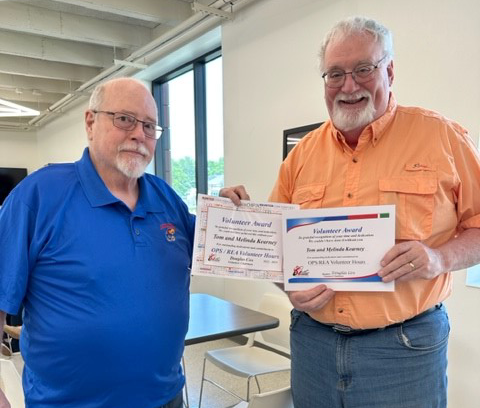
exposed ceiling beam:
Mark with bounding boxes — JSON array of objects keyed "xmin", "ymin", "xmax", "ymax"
[
  {"xmin": 0, "ymin": 55, "xmax": 101, "ymax": 82},
  {"xmin": 0, "ymin": 89, "xmax": 67, "ymax": 105},
  {"xmin": 0, "ymin": 119, "xmax": 35, "ymax": 132},
  {"xmin": 0, "ymin": 73, "xmax": 83, "ymax": 95},
  {"xmin": 0, "ymin": 2, "xmax": 152, "ymax": 49},
  {"xmin": 0, "ymin": 0, "xmax": 259, "ymax": 132},
  {"xmin": 0, "ymin": 31, "xmax": 117, "ymax": 68},
  {"xmin": 16, "ymin": 0, "xmax": 194, "ymax": 27}
]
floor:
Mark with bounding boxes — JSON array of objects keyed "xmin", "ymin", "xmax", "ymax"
[{"xmin": 2, "ymin": 338, "xmax": 291, "ymax": 408}]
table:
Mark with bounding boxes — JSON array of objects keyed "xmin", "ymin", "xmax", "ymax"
[{"xmin": 186, "ymin": 293, "xmax": 280, "ymax": 345}]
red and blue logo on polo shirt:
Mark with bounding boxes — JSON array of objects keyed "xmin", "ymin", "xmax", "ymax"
[{"xmin": 160, "ymin": 223, "xmax": 176, "ymax": 242}]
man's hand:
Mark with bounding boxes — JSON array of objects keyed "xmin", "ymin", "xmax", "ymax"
[
  {"xmin": 219, "ymin": 185, "xmax": 250, "ymax": 206},
  {"xmin": 0, "ymin": 389, "xmax": 11, "ymax": 408},
  {"xmin": 287, "ymin": 284, "xmax": 335, "ymax": 313},
  {"xmin": 378, "ymin": 241, "xmax": 444, "ymax": 283}
]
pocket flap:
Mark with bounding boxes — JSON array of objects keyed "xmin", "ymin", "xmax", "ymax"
[
  {"xmin": 379, "ymin": 177, "xmax": 437, "ymax": 195},
  {"xmin": 292, "ymin": 184, "xmax": 326, "ymax": 204}
]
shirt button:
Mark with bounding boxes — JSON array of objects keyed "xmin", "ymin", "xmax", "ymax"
[
  {"xmin": 347, "ymin": 193, "xmax": 353, "ymax": 199},
  {"xmin": 135, "ymin": 229, "xmax": 140, "ymax": 235},
  {"xmin": 338, "ymin": 308, "xmax": 344, "ymax": 313}
]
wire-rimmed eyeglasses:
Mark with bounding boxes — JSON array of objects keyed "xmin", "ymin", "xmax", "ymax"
[
  {"xmin": 93, "ymin": 110, "xmax": 163, "ymax": 140},
  {"xmin": 322, "ymin": 55, "xmax": 388, "ymax": 88}
]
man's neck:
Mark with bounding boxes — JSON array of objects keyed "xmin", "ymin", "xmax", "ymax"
[
  {"xmin": 93, "ymin": 160, "xmax": 140, "ymax": 211},
  {"xmin": 107, "ymin": 177, "xmax": 140, "ymax": 211},
  {"xmin": 341, "ymin": 127, "xmax": 363, "ymax": 150}
]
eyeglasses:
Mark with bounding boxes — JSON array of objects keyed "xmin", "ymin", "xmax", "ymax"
[
  {"xmin": 322, "ymin": 55, "xmax": 388, "ymax": 88},
  {"xmin": 93, "ymin": 111, "xmax": 163, "ymax": 140}
]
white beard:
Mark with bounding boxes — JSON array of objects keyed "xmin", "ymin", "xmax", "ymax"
[
  {"xmin": 116, "ymin": 143, "xmax": 150, "ymax": 179},
  {"xmin": 331, "ymin": 91, "xmax": 376, "ymax": 132}
]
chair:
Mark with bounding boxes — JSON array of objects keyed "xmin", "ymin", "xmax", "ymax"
[
  {"xmin": 198, "ymin": 294, "xmax": 291, "ymax": 407},
  {"xmin": 0, "ymin": 359, "xmax": 25, "ymax": 408},
  {"xmin": 2, "ymin": 325, "xmax": 21, "ymax": 357},
  {"xmin": 232, "ymin": 386, "xmax": 293, "ymax": 408}
]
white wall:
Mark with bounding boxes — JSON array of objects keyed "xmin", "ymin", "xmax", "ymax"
[
  {"xmin": 36, "ymin": 101, "xmax": 89, "ymax": 166},
  {"xmin": 0, "ymin": 131, "xmax": 39, "ymax": 174},
  {"xmin": 215, "ymin": 0, "xmax": 480, "ymax": 406}
]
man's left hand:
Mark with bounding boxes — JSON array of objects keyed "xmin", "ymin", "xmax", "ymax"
[{"xmin": 378, "ymin": 241, "xmax": 444, "ymax": 282}]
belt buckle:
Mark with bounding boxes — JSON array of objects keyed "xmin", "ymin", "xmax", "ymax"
[{"xmin": 332, "ymin": 324, "xmax": 354, "ymax": 334}]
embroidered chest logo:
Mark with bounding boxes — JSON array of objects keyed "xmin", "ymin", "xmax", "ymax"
[{"xmin": 160, "ymin": 223, "xmax": 177, "ymax": 242}]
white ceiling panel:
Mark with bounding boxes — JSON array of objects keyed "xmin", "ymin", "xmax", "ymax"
[{"xmin": 0, "ymin": 0, "xmax": 261, "ymax": 130}]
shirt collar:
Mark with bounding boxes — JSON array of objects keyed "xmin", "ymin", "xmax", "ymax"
[
  {"xmin": 75, "ymin": 147, "xmax": 163, "ymax": 214},
  {"xmin": 136, "ymin": 175, "xmax": 165, "ymax": 214},
  {"xmin": 330, "ymin": 93, "xmax": 398, "ymax": 149}
]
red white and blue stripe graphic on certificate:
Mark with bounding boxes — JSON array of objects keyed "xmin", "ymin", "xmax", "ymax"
[{"xmin": 286, "ymin": 212, "xmax": 390, "ymax": 232}]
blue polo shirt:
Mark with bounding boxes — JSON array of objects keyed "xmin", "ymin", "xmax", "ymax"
[{"xmin": 0, "ymin": 148, "xmax": 195, "ymax": 408}]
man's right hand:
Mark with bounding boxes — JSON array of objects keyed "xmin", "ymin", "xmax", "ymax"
[
  {"xmin": 219, "ymin": 185, "xmax": 250, "ymax": 206},
  {"xmin": 287, "ymin": 284, "xmax": 335, "ymax": 313},
  {"xmin": 0, "ymin": 389, "xmax": 11, "ymax": 408}
]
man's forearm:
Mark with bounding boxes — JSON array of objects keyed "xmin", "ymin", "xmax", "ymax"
[{"xmin": 437, "ymin": 228, "xmax": 480, "ymax": 272}]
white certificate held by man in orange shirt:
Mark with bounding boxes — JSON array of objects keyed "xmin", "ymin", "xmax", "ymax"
[{"xmin": 283, "ymin": 205, "xmax": 395, "ymax": 291}]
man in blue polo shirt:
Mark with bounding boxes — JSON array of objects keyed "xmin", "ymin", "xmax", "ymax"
[{"xmin": 0, "ymin": 78, "xmax": 195, "ymax": 408}]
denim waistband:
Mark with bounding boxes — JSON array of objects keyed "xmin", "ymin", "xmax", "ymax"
[{"xmin": 319, "ymin": 304, "xmax": 442, "ymax": 336}]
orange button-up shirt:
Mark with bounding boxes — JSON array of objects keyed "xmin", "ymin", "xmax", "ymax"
[{"xmin": 270, "ymin": 94, "xmax": 480, "ymax": 329}]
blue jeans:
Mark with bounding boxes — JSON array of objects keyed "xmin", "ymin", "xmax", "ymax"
[{"xmin": 290, "ymin": 305, "xmax": 449, "ymax": 408}]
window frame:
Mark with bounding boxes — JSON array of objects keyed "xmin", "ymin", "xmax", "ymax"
[{"xmin": 152, "ymin": 48, "xmax": 222, "ymax": 196}]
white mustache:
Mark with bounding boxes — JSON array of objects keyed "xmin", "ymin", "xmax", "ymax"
[
  {"xmin": 118, "ymin": 144, "xmax": 149, "ymax": 157},
  {"xmin": 335, "ymin": 91, "xmax": 370, "ymax": 104}
]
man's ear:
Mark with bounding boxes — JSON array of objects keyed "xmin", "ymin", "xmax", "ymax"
[
  {"xmin": 85, "ymin": 110, "xmax": 95, "ymax": 141},
  {"xmin": 387, "ymin": 60, "xmax": 394, "ymax": 87}
]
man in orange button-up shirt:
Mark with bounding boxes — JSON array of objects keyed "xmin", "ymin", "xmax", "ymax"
[{"xmin": 221, "ymin": 16, "xmax": 480, "ymax": 408}]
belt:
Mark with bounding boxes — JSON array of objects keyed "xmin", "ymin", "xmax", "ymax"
[{"xmin": 323, "ymin": 304, "xmax": 441, "ymax": 336}]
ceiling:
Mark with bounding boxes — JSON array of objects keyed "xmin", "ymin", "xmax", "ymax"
[{"xmin": 0, "ymin": 0, "xmax": 247, "ymax": 132}]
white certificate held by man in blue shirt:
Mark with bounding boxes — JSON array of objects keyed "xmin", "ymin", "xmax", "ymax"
[
  {"xmin": 283, "ymin": 205, "xmax": 395, "ymax": 291},
  {"xmin": 192, "ymin": 194, "xmax": 298, "ymax": 282}
]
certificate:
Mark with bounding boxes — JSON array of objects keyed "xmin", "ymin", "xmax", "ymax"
[
  {"xmin": 283, "ymin": 205, "xmax": 395, "ymax": 291},
  {"xmin": 192, "ymin": 194, "xmax": 299, "ymax": 282}
]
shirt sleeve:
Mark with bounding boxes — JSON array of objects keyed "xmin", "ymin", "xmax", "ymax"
[
  {"xmin": 448, "ymin": 126, "xmax": 480, "ymax": 230},
  {"xmin": 0, "ymin": 194, "xmax": 33, "ymax": 314}
]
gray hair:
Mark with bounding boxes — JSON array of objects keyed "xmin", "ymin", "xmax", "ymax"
[
  {"xmin": 318, "ymin": 16, "xmax": 394, "ymax": 72},
  {"xmin": 88, "ymin": 81, "xmax": 107, "ymax": 111},
  {"xmin": 88, "ymin": 77, "xmax": 151, "ymax": 111}
]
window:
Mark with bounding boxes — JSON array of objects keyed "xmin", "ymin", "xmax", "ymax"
[{"xmin": 153, "ymin": 50, "xmax": 223, "ymax": 213}]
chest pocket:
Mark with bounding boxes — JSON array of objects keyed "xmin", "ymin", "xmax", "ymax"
[
  {"xmin": 379, "ymin": 176, "xmax": 437, "ymax": 240},
  {"xmin": 292, "ymin": 184, "xmax": 326, "ymax": 209}
]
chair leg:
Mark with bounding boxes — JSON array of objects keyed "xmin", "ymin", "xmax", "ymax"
[
  {"xmin": 254, "ymin": 375, "xmax": 261, "ymax": 394},
  {"xmin": 181, "ymin": 356, "xmax": 189, "ymax": 408},
  {"xmin": 1, "ymin": 334, "xmax": 13, "ymax": 357},
  {"xmin": 198, "ymin": 357, "xmax": 208, "ymax": 408},
  {"xmin": 246, "ymin": 375, "xmax": 262, "ymax": 401}
]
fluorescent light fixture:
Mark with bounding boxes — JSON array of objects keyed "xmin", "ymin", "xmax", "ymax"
[{"xmin": 0, "ymin": 98, "xmax": 40, "ymax": 117}]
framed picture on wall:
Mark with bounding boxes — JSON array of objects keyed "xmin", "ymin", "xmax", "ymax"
[{"xmin": 283, "ymin": 122, "xmax": 323, "ymax": 160}]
